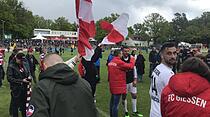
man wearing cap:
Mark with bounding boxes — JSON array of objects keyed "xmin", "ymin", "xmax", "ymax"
[
  {"xmin": 7, "ymin": 52, "xmax": 31, "ymax": 117},
  {"xmin": 26, "ymin": 48, "xmax": 39, "ymax": 83}
]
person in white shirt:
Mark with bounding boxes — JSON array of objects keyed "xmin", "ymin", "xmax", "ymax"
[{"xmin": 149, "ymin": 42, "xmax": 177, "ymax": 117}]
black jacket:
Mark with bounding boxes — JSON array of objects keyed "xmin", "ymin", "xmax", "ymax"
[
  {"xmin": 205, "ymin": 53, "xmax": 210, "ymax": 68},
  {"xmin": 25, "ymin": 54, "xmax": 39, "ymax": 73},
  {"xmin": 81, "ymin": 46, "xmax": 102, "ymax": 85},
  {"xmin": 7, "ymin": 60, "xmax": 30, "ymax": 96},
  {"xmin": 28, "ymin": 63, "xmax": 98, "ymax": 117},
  {"xmin": 149, "ymin": 50, "xmax": 158, "ymax": 63},
  {"xmin": 136, "ymin": 54, "xmax": 146, "ymax": 75}
]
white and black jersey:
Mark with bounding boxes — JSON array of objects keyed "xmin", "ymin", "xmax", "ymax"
[{"xmin": 149, "ymin": 63, "xmax": 174, "ymax": 117}]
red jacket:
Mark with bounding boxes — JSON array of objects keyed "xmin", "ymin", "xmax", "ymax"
[
  {"xmin": 161, "ymin": 72, "xmax": 210, "ymax": 117},
  {"xmin": 108, "ymin": 56, "xmax": 135, "ymax": 94}
]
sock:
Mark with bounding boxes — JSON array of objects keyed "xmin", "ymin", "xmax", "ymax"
[
  {"xmin": 132, "ymin": 98, "xmax": 137, "ymax": 112},
  {"xmin": 123, "ymin": 99, "xmax": 128, "ymax": 113}
]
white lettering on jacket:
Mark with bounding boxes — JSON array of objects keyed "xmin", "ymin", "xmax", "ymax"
[
  {"xmin": 108, "ymin": 62, "xmax": 117, "ymax": 66},
  {"xmin": 167, "ymin": 94, "xmax": 207, "ymax": 108}
]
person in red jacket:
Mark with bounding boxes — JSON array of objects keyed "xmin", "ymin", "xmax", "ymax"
[
  {"xmin": 108, "ymin": 49, "xmax": 135, "ymax": 117},
  {"xmin": 161, "ymin": 57, "xmax": 210, "ymax": 117}
]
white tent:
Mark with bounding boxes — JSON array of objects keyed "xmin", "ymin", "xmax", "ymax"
[{"xmin": 31, "ymin": 33, "xmax": 47, "ymax": 40}]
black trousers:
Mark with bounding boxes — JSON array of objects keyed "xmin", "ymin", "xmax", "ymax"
[
  {"xmin": 11, "ymin": 89, "xmax": 27, "ymax": 117},
  {"xmin": 95, "ymin": 66, "xmax": 100, "ymax": 82}
]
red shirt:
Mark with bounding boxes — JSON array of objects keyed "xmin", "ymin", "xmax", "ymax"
[{"xmin": 161, "ymin": 72, "xmax": 210, "ymax": 117}]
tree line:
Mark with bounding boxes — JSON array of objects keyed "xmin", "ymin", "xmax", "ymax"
[{"xmin": 1, "ymin": 0, "xmax": 210, "ymax": 45}]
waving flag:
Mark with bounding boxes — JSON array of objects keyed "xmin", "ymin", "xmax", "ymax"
[
  {"xmin": 76, "ymin": 0, "xmax": 95, "ymax": 61},
  {"xmin": 100, "ymin": 13, "xmax": 129, "ymax": 45}
]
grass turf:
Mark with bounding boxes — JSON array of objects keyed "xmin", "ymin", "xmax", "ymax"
[{"xmin": 0, "ymin": 49, "xmax": 151, "ymax": 117}]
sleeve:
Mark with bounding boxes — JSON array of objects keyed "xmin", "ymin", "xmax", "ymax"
[
  {"xmin": 64, "ymin": 56, "xmax": 77, "ymax": 69},
  {"xmin": 118, "ymin": 57, "xmax": 135, "ymax": 70},
  {"xmin": 161, "ymin": 71, "xmax": 174, "ymax": 86},
  {"xmin": 91, "ymin": 46, "xmax": 102, "ymax": 62},
  {"xmin": 7, "ymin": 66, "xmax": 23, "ymax": 84},
  {"xmin": 29, "ymin": 85, "xmax": 50, "ymax": 117}
]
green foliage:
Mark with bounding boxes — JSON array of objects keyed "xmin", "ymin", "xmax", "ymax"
[
  {"xmin": 143, "ymin": 13, "xmax": 168, "ymax": 44},
  {"xmin": 128, "ymin": 26, "xmax": 134, "ymax": 37},
  {"xmin": 0, "ymin": 0, "xmax": 34, "ymax": 39}
]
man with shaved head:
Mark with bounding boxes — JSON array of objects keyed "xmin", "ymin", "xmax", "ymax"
[{"xmin": 27, "ymin": 53, "xmax": 98, "ymax": 117}]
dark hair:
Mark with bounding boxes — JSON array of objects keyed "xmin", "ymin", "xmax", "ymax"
[
  {"xmin": 181, "ymin": 57, "xmax": 210, "ymax": 82},
  {"xmin": 113, "ymin": 49, "xmax": 121, "ymax": 57},
  {"xmin": 122, "ymin": 45, "xmax": 129, "ymax": 50},
  {"xmin": 160, "ymin": 42, "xmax": 176, "ymax": 53}
]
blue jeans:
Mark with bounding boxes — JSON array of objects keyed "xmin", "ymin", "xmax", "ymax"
[{"xmin": 110, "ymin": 94, "xmax": 121, "ymax": 117}]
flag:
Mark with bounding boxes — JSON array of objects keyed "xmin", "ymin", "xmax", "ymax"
[
  {"xmin": 100, "ymin": 13, "xmax": 129, "ymax": 45},
  {"xmin": 76, "ymin": 0, "xmax": 95, "ymax": 61}
]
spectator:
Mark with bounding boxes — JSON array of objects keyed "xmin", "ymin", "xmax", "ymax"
[
  {"xmin": 121, "ymin": 46, "xmax": 143, "ymax": 117},
  {"xmin": 149, "ymin": 47, "xmax": 159, "ymax": 77},
  {"xmin": 27, "ymin": 54, "xmax": 98, "ymax": 117},
  {"xmin": 81, "ymin": 45, "xmax": 103, "ymax": 99},
  {"xmin": 135, "ymin": 49, "xmax": 146, "ymax": 82},
  {"xmin": 0, "ymin": 49, "xmax": 5, "ymax": 87},
  {"xmin": 149, "ymin": 42, "xmax": 177, "ymax": 117},
  {"xmin": 7, "ymin": 52, "xmax": 31, "ymax": 117},
  {"xmin": 108, "ymin": 49, "xmax": 135, "ymax": 117},
  {"xmin": 25, "ymin": 48, "xmax": 39, "ymax": 83},
  {"xmin": 161, "ymin": 57, "xmax": 210, "ymax": 117}
]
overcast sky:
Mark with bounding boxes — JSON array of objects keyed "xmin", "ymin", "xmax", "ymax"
[{"xmin": 19, "ymin": 0, "xmax": 210, "ymax": 26}]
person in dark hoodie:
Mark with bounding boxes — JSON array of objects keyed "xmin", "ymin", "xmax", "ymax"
[
  {"xmin": 161, "ymin": 57, "xmax": 210, "ymax": 117},
  {"xmin": 27, "ymin": 53, "xmax": 98, "ymax": 117}
]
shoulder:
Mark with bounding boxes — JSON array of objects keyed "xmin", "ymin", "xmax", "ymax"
[
  {"xmin": 162, "ymin": 85, "xmax": 172, "ymax": 96},
  {"xmin": 36, "ymin": 79, "xmax": 54, "ymax": 92}
]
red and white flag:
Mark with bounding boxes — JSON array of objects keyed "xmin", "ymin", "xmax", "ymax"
[
  {"xmin": 100, "ymin": 13, "xmax": 129, "ymax": 45},
  {"xmin": 76, "ymin": 0, "xmax": 95, "ymax": 61}
]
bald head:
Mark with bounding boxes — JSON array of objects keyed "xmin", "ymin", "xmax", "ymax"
[{"xmin": 43, "ymin": 54, "xmax": 64, "ymax": 69}]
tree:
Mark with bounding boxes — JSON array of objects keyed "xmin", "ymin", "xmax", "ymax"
[
  {"xmin": 143, "ymin": 13, "xmax": 168, "ymax": 44},
  {"xmin": 171, "ymin": 13, "xmax": 189, "ymax": 43},
  {"xmin": 128, "ymin": 26, "xmax": 134, "ymax": 37},
  {"xmin": 51, "ymin": 17, "xmax": 72, "ymax": 31},
  {"xmin": 0, "ymin": 0, "xmax": 34, "ymax": 39}
]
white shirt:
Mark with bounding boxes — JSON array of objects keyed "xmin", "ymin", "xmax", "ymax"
[{"xmin": 149, "ymin": 63, "xmax": 174, "ymax": 117}]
